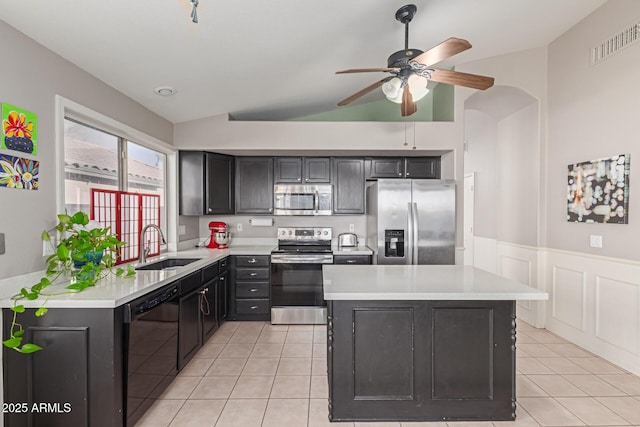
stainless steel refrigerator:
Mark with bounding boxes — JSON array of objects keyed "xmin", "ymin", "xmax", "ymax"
[{"xmin": 366, "ymin": 179, "xmax": 456, "ymax": 265}]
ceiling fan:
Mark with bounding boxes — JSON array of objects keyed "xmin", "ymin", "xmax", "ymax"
[{"xmin": 336, "ymin": 4, "xmax": 495, "ymax": 117}]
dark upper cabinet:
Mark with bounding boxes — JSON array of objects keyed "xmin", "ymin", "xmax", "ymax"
[
  {"xmin": 275, "ymin": 157, "xmax": 330, "ymax": 183},
  {"xmin": 365, "ymin": 157, "xmax": 441, "ymax": 180},
  {"xmin": 367, "ymin": 158, "xmax": 405, "ymax": 179},
  {"xmin": 235, "ymin": 157, "xmax": 274, "ymax": 214},
  {"xmin": 179, "ymin": 151, "xmax": 234, "ymax": 215},
  {"xmin": 405, "ymin": 157, "xmax": 440, "ymax": 179},
  {"xmin": 332, "ymin": 158, "xmax": 365, "ymax": 214},
  {"xmin": 274, "ymin": 157, "xmax": 302, "ymax": 183},
  {"xmin": 304, "ymin": 158, "xmax": 331, "ymax": 183}
]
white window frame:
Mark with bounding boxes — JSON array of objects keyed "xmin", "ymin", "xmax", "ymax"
[{"xmin": 54, "ymin": 95, "xmax": 178, "ymax": 252}]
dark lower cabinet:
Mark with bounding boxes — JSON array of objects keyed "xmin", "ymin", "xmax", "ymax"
[
  {"xmin": 178, "ymin": 288, "xmax": 201, "ymax": 370},
  {"xmin": 333, "ymin": 255, "xmax": 372, "ymax": 264},
  {"xmin": 201, "ymin": 277, "xmax": 219, "ymax": 343},
  {"xmin": 328, "ymin": 300, "xmax": 516, "ymax": 422},
  {"xmin": 2, "ymin": 308, "xmax": 124, "ymax": 427},
  {"xmin": 228, "ymin": 255, "xmax": 271, "ymax": 321}
]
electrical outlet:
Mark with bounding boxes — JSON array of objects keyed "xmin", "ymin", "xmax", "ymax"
[
  {"xmin": 349, "ymin": 224, "xmax": 355, "ymax": 232},
  {"xmin": 178, "ymin": 225, "xmax": 186, "ymax": 235},
  {"xmin": 590, "ymin": 234, "xmax": 603, "ymax": 248},
  {"xmin": 237, "ymin": 223, "xmax": 243, "ymax": 232}
]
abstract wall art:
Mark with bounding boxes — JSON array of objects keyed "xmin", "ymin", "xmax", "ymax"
[
  {"xmin": 567, "ymin": 154, "xmax": 630, "ymax": 224},
  {"xmin": 0, "ymin": 154, "xmax": 39, "ymax": 190},
  {"xmin": 1, "ymin": 103, "xmax": 38, "ymax": 155}
]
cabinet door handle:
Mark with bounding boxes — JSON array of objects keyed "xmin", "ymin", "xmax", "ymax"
[
  {"xmin": 248, "ymin": 258, "xmax": 257, "ymax": 263},
  {"xmin": 249, "ymin": 272, "xmax": 258, "ymax": 276},
  {"xmin": 220, "ymin": 276, "xmax": 225, "ymax": 282},
  {"xmin": 346, "ymin": 260, "xmax": 356, "ymax": 263},
  {"xmin": 250, "ymin": 305, "xmax": 258, "ymax": 310},
  {"xmin": 250, "ymin": 288, "xmax": 258, "ymax": 292},
  {"xmin": 207, "ymin": 207, "xmax": 213, "ymax": 212}
]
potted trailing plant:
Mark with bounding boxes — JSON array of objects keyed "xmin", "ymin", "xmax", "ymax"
[{"xmin": 3, "ymin": 211, "xmax": 135, "ymax": 353}]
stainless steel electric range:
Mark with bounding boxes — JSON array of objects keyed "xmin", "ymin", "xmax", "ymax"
[{"xmin": 270, "ymin": 227, "xmax": 333, "ymax": 324}]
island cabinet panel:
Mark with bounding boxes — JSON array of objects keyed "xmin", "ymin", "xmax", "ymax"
[
  {"xmin": 2, "ymin": 308, "xmax": 124, "ymax": 427},
  {"xmin": 432, "ymin": 307, "xmax": 493, "ymax": 399},
  {"xmin": 328, "ymin": 300, "xmax": 516, "ymax": 422},
  {"xmin": 353, "ymin": 308, "xmax": 415, "ymax": 400}
]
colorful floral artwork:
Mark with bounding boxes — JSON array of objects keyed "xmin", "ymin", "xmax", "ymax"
[
  {"xmin": 567, "ymin": 154, "xmax": 630, "ymax": 224},
  {"xmin": 0, "ymin": 154, "xmax": 39, "ymax": 190},
  {"xmin": 1, "ymin": 103, "xmax": 38, "ymax": 155}
]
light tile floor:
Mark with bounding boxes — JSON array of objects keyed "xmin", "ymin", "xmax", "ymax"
[{"xmin": 135, "ymin": 320, "xmax": 640, "ymax": 427}]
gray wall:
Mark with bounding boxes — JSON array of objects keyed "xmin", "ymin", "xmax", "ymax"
[
  {"xmin": 0, "ymin": 21, "xmax": 173, "ymax": 279},
  {"xmin": 546, "ymin": 0, "xmax": 640, "ymax": 260}
]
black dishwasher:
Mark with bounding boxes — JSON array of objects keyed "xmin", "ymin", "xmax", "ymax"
[{"xmin": 123, "ymin": 284, "xmax": 179, "ymax": 427}]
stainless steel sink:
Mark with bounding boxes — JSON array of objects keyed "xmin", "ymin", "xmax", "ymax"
[{"xmin": 135, "ymin": 258, "xmax": 202, "ymax": 271}]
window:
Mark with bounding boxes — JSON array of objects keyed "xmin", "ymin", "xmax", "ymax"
[{"xmin": 63, "ymin": 118, "xmax": 167, "ymax": 261}]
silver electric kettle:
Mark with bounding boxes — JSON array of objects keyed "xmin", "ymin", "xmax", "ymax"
[{"xmin": 338, "ymin": 233, "xmax": 358, "ymax": 248}]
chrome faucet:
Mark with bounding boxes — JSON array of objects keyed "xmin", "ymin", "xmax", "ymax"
[{"xmin": 139, "ymin": 224, "xmax": 167, "ymax": 264}]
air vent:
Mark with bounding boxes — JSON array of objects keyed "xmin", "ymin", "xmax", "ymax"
[{"xmin": 591, "ymin": 21, "xmax": 640, "ymax": 65}]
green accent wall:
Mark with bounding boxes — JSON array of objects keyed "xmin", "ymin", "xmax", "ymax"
[{"xmin": 291, "ymin": 84, "xmax": 454, "ymax": 122}]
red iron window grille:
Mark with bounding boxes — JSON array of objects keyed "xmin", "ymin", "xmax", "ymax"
[{"xmin": 90, "ymin": 189, "xmax": 161, "ymax": 264}]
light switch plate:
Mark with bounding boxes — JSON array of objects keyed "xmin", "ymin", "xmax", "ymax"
[
  {"xmin": 0, "ymin": 233, "xmax": 5, "ymax": 255},
  {"xmin": 237, "ymin": 223, "xmax": 243, "ymax": 232},
  {"xmin": 178, "ymin": 225, "xmax": 186, "ymax": 235},
  {"xmin": 590, "ymin": 234, "xmax": 603, "ymax": 248}
]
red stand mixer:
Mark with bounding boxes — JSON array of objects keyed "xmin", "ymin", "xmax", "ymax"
[{"xmin": 206, "ymin": 221, "xmax": 230, "ymax": 249}]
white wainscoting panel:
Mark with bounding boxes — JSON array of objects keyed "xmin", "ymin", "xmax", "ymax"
[
  {"xmin": 551, "ymin": 266, "xmax": 586, "ymax": 331},
  {"xmin": 496, "ymin": 242, "xmax": 540, "ymax": 327},
  {"xmin": 595, "ymin": 275, "xmax": 640, "ymax": 356},
  {"xmin": 544, "ymin": 248, "xmax": 640, "ymax": 377},
  {"xmin": 473, "ymin": 236, "xmax": 497, "ymax": 274},
  {"xmin": 465, "ymin": 240, "xmax": 640, "ymax": 376}
]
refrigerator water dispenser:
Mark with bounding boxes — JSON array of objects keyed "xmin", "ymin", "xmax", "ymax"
[{"xmin": 384, "ymin": 229, "xmax": 405, "ymax": 258}]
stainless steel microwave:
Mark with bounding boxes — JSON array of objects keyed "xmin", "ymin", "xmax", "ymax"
[{"xmin": 273, "ymin": 184, "xmax": 332, "ymax": 215}]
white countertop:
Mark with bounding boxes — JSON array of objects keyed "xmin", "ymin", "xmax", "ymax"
[
  {"xmin": 0, "ymin": 245, "xmax": 275, "ymax": 309},
  {"xmin": 323, "ymin": 265, "xmax": 548, "ymax": 301},
  {"xmin": 331, "ymin": 245, "xmax": 373, "ymax": 256}
]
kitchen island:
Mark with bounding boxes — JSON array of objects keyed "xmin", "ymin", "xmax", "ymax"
[{"xmin": 322, "ymin": 265, "xmax": 548, "ymax": 422}]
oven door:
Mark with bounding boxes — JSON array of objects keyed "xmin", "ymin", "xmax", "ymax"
[{"xmin": 271, "ymin": 254, "xmax": 333, "ymax": 324}]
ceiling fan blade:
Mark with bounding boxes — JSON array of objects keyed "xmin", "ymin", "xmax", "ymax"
[
  {"xmin": 412, "ymin": 37, "xmax": 472, "ymax": 68},
  {"xmin": 336, "ymin": 68, "xmax": 399, "ymax": 74},
  {"xmin": 429, "ymin": 69, "xmax": 495, "ymax": 90},
  {"xmin": 401, "ymin": 85, "xmax": 417, "ymax": 117},
  {"xmin": 337, "ymin": 78, "xmax": 388, "ymax": 106}
]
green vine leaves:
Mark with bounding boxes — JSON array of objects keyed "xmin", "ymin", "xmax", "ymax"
[{"xmin": 3, "ymin": 211, "xmax": 136, "ymax": 354}]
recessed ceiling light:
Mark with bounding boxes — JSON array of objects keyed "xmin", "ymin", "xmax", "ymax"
[{"xmin": 154, "ymin": 86, "xmax": 176, "ymax": 97}]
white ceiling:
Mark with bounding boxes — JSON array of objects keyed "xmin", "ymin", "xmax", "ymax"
[{"xmin": 0, "ymin": 0, "xmax": 606, "ymax": 123}]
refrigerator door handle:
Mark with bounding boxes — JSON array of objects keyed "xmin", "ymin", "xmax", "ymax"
[
  {"xmin": 407, "ymin": 202, "xmax": 413, "ymax": 265},
  {"xmin": 412, "ymin": 202, "xmax": 419, "ymax": 264}
]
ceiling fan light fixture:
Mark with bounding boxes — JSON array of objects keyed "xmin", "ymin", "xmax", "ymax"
[
  {"xmin": 382, "ymin": 76, "xmax": 429, "ymax": 104},
  {"xmin": 382, "ymin": 77, "xmax": 402, "ymax": 102}
]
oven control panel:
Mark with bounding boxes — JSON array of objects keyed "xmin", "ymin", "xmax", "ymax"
[{"xmin": 277, "ymin": 227, "xmax": 332, "ymax": 241}]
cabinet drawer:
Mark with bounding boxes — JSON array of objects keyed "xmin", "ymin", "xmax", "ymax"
[
  {"xmin": 202, "ymin": 261, "xmax": 220, "ymax": 282},
  {"xmin": 236, "ymin": 281, "xmax": 269, "ymax": 298},
  {"xmin": 235, "ymin": 255, "xmax": 270, "ymax": 268},
  {"xmin": 236, "ymin": 268, "xmax": 269, "ymax": 281},
  {"xmin": 236, "ymin": 299, "xmax": 270, "ymax": 315},
  {"xmin": 219, "ymin": 257, "xmax": 229, "ymax": 272},
  {"xmin": 180, "ymin": 271, "xmax": 202, "ymax": 295},
  {"xmin": 333, "ymin": 255, "xmax": 372, "ymax": 265}
]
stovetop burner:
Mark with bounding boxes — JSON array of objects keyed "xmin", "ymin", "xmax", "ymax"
[{"xmin": 273, "ymin": 227, "xmax": 333, "ymax": 254}]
